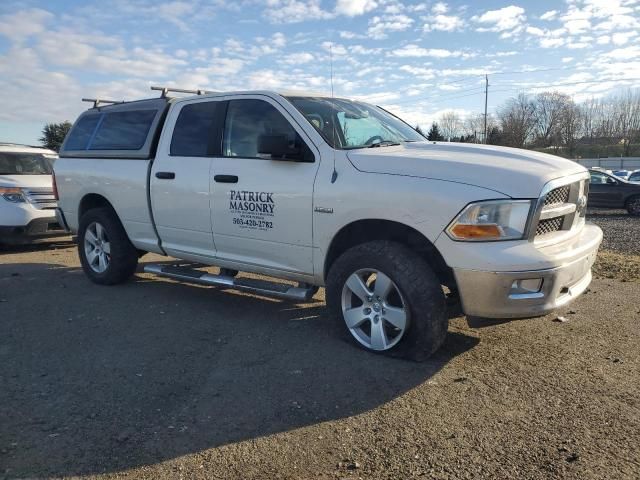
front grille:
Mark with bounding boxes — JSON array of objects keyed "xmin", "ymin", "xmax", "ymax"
[
  {"xmin": 23, "ymin": 187, "xmax": 57, "ymax": 210},
  {"xmin": 533, "ymin": 178, "xmax": 586, "ymax": 240},
  {"xmin": 543, "ymin": 186, "xmax": 570, "ymax": 207},
  {"xmin": 536, "ymin": 216, "xmax": 563, "ymax": 236}
]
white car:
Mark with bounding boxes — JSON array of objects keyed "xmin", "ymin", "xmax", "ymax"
[
  {"xmin": 0, "ymin": 143, "xmax": 63, "ymax": 245},
  {"xmin": 53, "ymin": 88, "xmax": 603, "ymax": 359}
]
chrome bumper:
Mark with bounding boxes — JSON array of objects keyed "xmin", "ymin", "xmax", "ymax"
[{"xmin": 454, "ymin": 225, "xmax": 602, "ymax": 318}]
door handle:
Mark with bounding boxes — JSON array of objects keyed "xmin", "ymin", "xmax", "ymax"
[
  {"xmin": 214, "ymin": 175, "xmax": 239, "ymax": 183},
  {"xmin": 155, "ymin": 171, "xmax": 175, "ymax": 180}
]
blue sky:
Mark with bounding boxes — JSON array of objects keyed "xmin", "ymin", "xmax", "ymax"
[{"xmin": 0, "ymin": 0, "xmax": 639, "ymax": 144}]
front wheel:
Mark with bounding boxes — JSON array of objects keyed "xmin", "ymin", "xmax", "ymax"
[
  {"xmin": 78, "ymin": 207, "xmax": 139, "ymax": 285},
  {"xmin": 326, "ymin": 241, "xmax": 447, "ymax": 360}
]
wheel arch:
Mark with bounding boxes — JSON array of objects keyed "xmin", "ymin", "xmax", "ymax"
[
  {"xmin": 323, "ymin": 219, "xmax": 454, "ymax": 288},
  {"xmin": 78, "ymin": 193, "xmax": 116, "ymax": 224}
]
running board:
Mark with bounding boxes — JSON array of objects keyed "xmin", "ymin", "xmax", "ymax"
[{"xmin": 143, "ymin": 264, "xmax": 317, "ymax": 302}]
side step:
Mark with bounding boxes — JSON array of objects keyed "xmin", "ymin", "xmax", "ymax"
[{"xmin": 143, "ymin": 264, "xmax": 318, "ymax": 302}]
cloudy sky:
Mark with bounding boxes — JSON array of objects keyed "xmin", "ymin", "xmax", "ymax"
[{"xmin": 0, "ymin": 0, "xmax": 639, "ymax": 144}]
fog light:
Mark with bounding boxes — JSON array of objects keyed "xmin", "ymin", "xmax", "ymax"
[{"xmin": 511, "ymin": 278, "xmax": 543, "ymax": 294}]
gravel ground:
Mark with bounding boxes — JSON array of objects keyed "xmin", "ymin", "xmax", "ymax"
[
  {"xmin": 587, "ymin": 209, "xmax": 640, "ymax": 255},
  {"xmin": 1, "ymin": 240, "xmax": 639, "ymax": 480}
]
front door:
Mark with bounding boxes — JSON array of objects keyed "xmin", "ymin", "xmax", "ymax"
[
  {"xmin": 588, "ymin": 171, "xmax": 622, "ymax": 208},
  {"xmin": 210, "ymin": 97, "xmax": 320, "ymax": 276}
]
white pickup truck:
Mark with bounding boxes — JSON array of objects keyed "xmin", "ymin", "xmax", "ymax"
[{"xmin": 54, "ymin": 88, "xmax": 602, "ymax": 359}]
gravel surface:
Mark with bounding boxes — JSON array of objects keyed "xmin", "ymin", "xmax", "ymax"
[
  {"xmin": 1, "ymin": 241, "xmax": 639, "ymax": 479},
  {"xmin": 587, "ymin": 209, "xmax": 640, "ymax": 255}
]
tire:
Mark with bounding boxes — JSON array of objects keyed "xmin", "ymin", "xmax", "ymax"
[
  {"xmin": 78, "ymin": 207, "xmax": 139, "ymax": 285},
  {"xmin": 626, "ymin": 196, "xmax": 640, "ymax": 216},
  {"xmin": 326, "ymin": 240, "xmax": 447, "ymax": 361}
]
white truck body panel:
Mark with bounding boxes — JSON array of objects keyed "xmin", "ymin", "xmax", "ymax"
[{"xmin": 54, "ymin": 89, "xmax": 603, "ymax": 319}]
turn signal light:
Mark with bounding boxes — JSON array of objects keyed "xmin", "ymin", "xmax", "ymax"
[{"xmin": 449, "ymin": 224, "xmax": 502, "ymax": 239}]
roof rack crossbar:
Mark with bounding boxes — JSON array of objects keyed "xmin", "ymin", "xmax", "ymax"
[
  {"xmin": 82, "ymin": 98, "xmax": 124, "ymax": 108},
  {"xmin": 151, "ymin": 86, "xmax": 216, "ymax": 98}
]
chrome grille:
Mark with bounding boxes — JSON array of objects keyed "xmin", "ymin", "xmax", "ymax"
[
  {"xmin": 543, "ymin": 186, "xmax": 570, "ymax": 207},
  {"xmin": 532, "ymin": 176, "xmax": 587, "ymax": 240},
  {"xmin": 23, "ymin": 187, "xmax": 57, "ymax": 210},
  {"xmin": 536, "ymin": 216, "xmax": 563, "ymax": 236}
]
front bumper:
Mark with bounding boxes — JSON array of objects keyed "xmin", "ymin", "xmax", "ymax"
[
  {"xmin": 453, "ymin": 224, "xmax": 603, "ymax": 318},
  {"xmin": 0, "ymin": 217, "xmax": 66, "ymax": 244}
]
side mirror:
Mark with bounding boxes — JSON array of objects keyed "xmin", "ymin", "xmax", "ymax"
[
  {"xmin": 257, "ymin": 134, "xmax": 302, "ymax": 161},
  {"xmin": 606, "ymin": 177, "xmax": 617, "ymax": 185}
]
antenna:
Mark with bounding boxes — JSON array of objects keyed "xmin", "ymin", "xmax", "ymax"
[{"xmin": 330, "ymin": 43, "xmax": 338, "ymax": 184}]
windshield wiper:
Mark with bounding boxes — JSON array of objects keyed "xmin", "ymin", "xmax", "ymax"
[{"xmin": 368, "ymin": 141, "xmax": 401, "ymax": 148}]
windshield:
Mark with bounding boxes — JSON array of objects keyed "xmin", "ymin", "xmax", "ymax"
[
  {"xmin": 0, "ymin": 152, "xmax": 56, "ymax": 175},
  {"xmin": 286, "ymin": 96, "xmax": 424, "ymax": 149}
]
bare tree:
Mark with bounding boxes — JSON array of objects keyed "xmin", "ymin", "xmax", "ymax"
[
  {"xmin": 559, "ymin": 100, "xmax": 582, "ymax": 157},
  {"xmin": 498, "ymin": 93, "xmax": 536, "ymax": 148},
  {"xmin": 438, "ymin": 111, "xmax": 461, "ymax": 141},
  {"xmin": 612, "ymin": 89, "xmax": 640, "ymax": 156},
  {"xmin": 533, "ymin": 92, "xmax": 571, "ymax": 149},
  {"xmin": 463, "ymin": 113, "xmax": 497, "ymax": 143}
]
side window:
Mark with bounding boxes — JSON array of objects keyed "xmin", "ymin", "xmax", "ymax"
[
  {"xmin": 65, "ymin": 114, "xmax": 101, "ymax": 150},
  {"xmin": 223, "ymin": 99, "xmax": 313, "ymax": 161},
  {"xmin": 90, "ymin": 110, "xmax": 157, "ymax": 150},
  {"xmin": 170, "ymin": 101, "xmax": 219, "ymax": 157},
  {"xmin": 589, "ymin": 172, "xmax": 607, "ymax": 184}
]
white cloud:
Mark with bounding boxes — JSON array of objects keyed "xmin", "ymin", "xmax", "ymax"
[
  {"xmin": 321, "ymin": 41, "xmax": 348, "ymax": 55},
  {"xmin": 334, "ymin": 0, "xmax": 378, "ymax": 17},
  {"xmin": 423, "ymin": 13, "xmax": 465, "ymax": 32},
  {"xmin": 562, "ymin": 56, "xmax": 574, "ymax": 63},
  {"xmin": 540, "ymin": 10, "xmax": 557, "ymax": 21},
  {"xmin": 390, "ymin": 44, "xmax": 471, "ymax": 59},
  {"xmin": 472, "ymin": 5, "xmax": 526, "ymax": 38},
  {"xmin": 367, "ymin": 14, "xmax": 413, "ymax": 39},
  {"xmin": 399, "ymin": 65, "xmax": 436, "ymax": 79},
  {"xmin": 431, "ymin": 2, "xmax": 448, "ymax": 15},
  {"xmin": 564, "ymin": 18, "xmax": 591, "ymax": 35},
  {"xmin": 540, "ymin": 37, "xmax": 565, "ymax": 48},
  {"xmin": 596, "ymin": 35, "xmax": 610, "ymax": 45},
  {"xmin": 526, "ymin": 26, "xmax": 544, "ymax": 36},
  {"xmin": 0, "ymin": 8, "xmax": 54, "ymax": 42},
  {"xmin": 156, "ymin": 1, "xmax": 197, "ymax": 31},
  {"xmin": 611, "ymin": 31, "xmax": 636, "ymax": 45},
  {"xmin": 263, "ymin": 0, "xmax": 332, "ymax": 23},
  {"xmin": 281, "ymin": 52, "xmax": 315, "ymax": 64}
]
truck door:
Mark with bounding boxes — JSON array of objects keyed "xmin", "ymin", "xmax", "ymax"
[
  {"xmin": 150, "ymin": 99, "xmax": 221, "ymax": 259},
  {"xmin": 210, "ymin": 97, "xmax": 320, "ymax": 276}
]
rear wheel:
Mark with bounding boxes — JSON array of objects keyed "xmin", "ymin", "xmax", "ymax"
[
  {"xmin": 626, "ymin": 196, "xmax": 640, "ymax": 216},
  {"xmin": 78, "ymin": 207, "xmax": 138, "ymax": 285},
  {"xmin": 326, "ymin": 241, "xmax": 447, "ymax": 360}
]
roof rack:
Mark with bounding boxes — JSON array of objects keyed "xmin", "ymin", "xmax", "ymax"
[
  {"xmin": 151, "ymin": 86, "xmax": 217, "ymax": 98},
  {"xmin": 82, "ymin": 98, "xmax": 124, "ymax": 108}
]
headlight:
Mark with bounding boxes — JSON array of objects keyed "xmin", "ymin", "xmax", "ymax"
[
  {"xmin": 446, "ymin": 200, "xmax": 532, "ymax": 241},
  {"xmin": 0, "ymin": 186, "xmax": 26, "ymax": 203}
]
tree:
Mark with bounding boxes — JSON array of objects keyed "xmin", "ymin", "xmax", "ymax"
[
  {"xmin": 533, "ymin": 92, "xmax": 571, "ymax": 148},
  {"xmin": 427, "ymin": 122, "xmax": 444, "ymax": 141},
  {"xmin": 463, "ymin": 113, "xmax": 497, "ymax": 143},
  {"xmin": 559, "ymin": 101, "xmax": 582, "ymax": 157},
  {"xmin": 498, "ymin": 93, "xmax": 536, "ymax": 148},
  {"xmin": 415, "ymin": 124, "xmax": 426, "ymax": 137},
  {"xmin": 39, "ymin": 121, "xmax": 72, "ymax": 152},
  {"xmin": 438, "ymin": 111, "xmax": 461, "ymax": 141}
]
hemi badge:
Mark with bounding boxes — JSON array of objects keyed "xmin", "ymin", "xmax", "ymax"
[{"xmin": 314, "ymin": 207, "xmax": 334, "ymax": 214}]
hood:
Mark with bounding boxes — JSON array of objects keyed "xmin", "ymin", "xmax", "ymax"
[
  {"xmin": 0, "ymin": 174, "xmax": 54, "ymax": 190},
  {"xmin": 346, "ymin": 142, "xmax": 586, "ymax": 198}
]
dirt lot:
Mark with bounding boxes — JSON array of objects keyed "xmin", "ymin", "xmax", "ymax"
[{"xmin": 1, "ymin": 211, "xmax": 639, "ymax": 479}]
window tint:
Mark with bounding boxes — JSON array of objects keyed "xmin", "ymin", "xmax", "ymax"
[
  {"xmin": 223, "ymin": 99, "xmax": 311, "ymax": 160},
  {"xmin": 65, "ymin": 114, "xmax": 101, "ymax": 150},
  {"xmin": 589, "ymin": 172, "xmax": 613, "ymax": 184},
  {"xmin": 90, "ymin": 110, "xmax": 157, "ymax": 150},
  {"xmin": 171, "ymin": 102, "xmax": 218, "ymax": 157}
]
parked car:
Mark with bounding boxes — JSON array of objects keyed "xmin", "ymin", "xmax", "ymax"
[
  {"xmin": 0, "ymin": 143, "xmax": 64, "ymax": 245},
  {"xmin": 54, "ymin": 88, "xmax": 603, "ymax": 359},
  {"xmin": 588, "ymin": 168, "xmax": 640, "ymax": 215},
  {"xmin": 627, "ymin": 170, "xmax": 640, "ymax": 183},
  {"xmin": 611, "ymin": 169, "xmax": 632, "ymax": 180}
]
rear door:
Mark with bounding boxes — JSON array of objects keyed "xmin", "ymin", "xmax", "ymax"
[
  {"xmin": 210, "ymin": 96, "xmax": 320, "ymax": 276},
  {"xmin": 150, "ymin": 99, "xmax": 222, "ymax": 259}
]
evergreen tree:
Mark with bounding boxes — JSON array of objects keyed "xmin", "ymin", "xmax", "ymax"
[
  {"xmin": 427, "ymin": 122, "xmax": 444, "ymax": 141},
  {"xmin": 415, "ymin": 124, "xmax": 425, "ymax": 137},
  {"xmin": 39, "ymin": 121, "xmax": 72, "ymax": 152}
]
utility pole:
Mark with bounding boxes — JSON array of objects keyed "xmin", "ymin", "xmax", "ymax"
[{"xmin": 483, "ymin": 74, "xmax": 489, "ymax": 144}]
